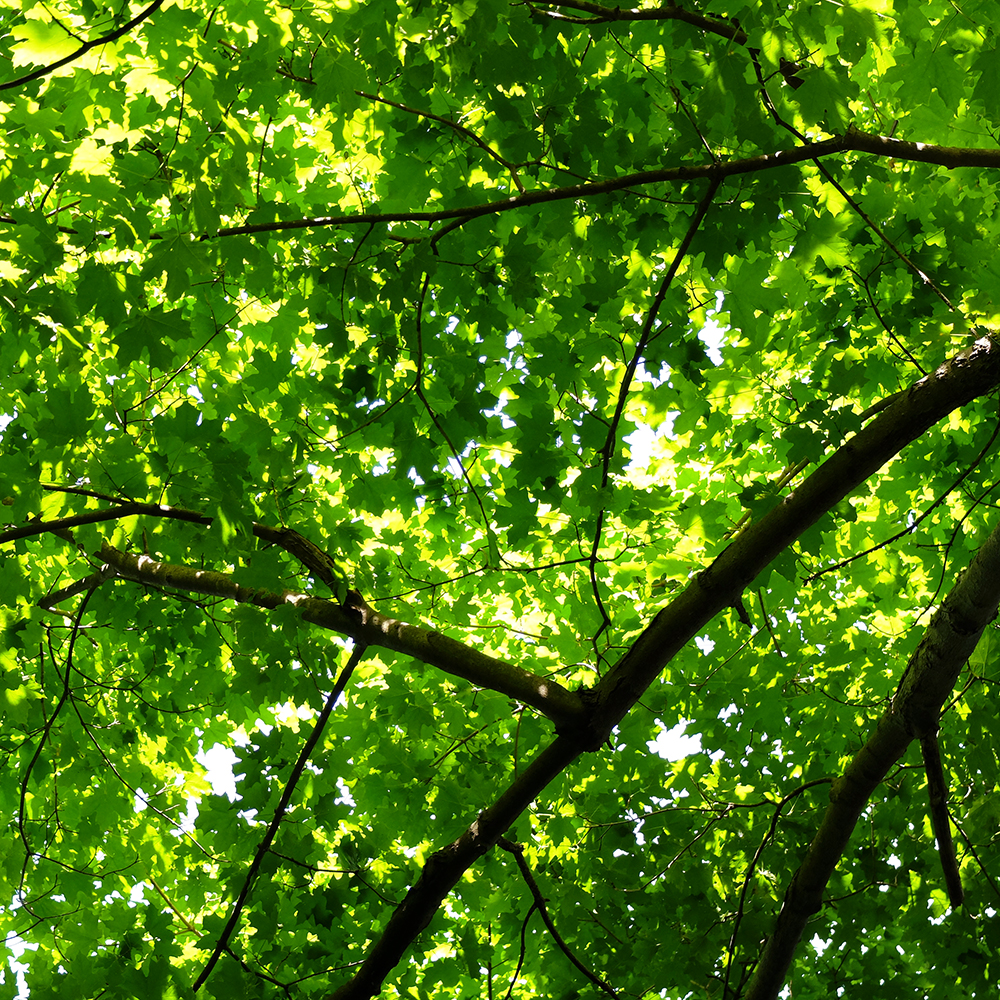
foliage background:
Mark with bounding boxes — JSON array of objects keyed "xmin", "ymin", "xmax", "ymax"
[{"xmin": 2, "ymin": 0, "xmax": 1000, "ymax": 998}]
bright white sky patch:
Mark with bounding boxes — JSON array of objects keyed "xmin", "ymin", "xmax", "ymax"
[{"xmin": 647, "ymin": 719, "xmax": 703, "ymax": 761}]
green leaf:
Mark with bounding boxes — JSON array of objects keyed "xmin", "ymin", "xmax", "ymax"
[{"xmin": 4, "ymin": 3, "xmax": 1000, "ymax": 998}]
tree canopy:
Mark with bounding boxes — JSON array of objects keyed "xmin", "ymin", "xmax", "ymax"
[{"xmin": 4, "ymin": 1, "xmax": 1000, "ymax": 997}]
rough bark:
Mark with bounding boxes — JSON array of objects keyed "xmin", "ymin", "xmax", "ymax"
[{"xmin": 587, "ymin": 334, "xmax": 1000, "ymax": 743}]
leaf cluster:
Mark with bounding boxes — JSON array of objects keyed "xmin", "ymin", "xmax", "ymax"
[{"xmin": 3, "ymin": 1, "xmax": 1000, "ymax": 999}]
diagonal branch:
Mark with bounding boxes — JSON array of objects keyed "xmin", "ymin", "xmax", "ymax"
[
  {"xmin": 324, "ymin": 335, "xmax": 1000, "ymax": 1000},
  {"xmin": 194, "ymin": 641, "xmax": 367, "ymax": 991},
  {"xmin": 746, "ymin": 50, "xmax": 955, "ymax": 309},
  {"xmin": 497, "ymin": 836, "xmax": 618, "ymax": 997},
  {"xmin": 598, "ymin": 171, "xmax": 721, "ymax": 486},
  {"xmin": 410, "ymin": 273, "xmax": 500, "ymax": 560},
  {"xmin": 328, "ymin": 734, "xmax": 584, "ymax": 1000},
  {"xmin": 743, "ymin": 518, "xmax": 1000, "ymax": 1000},
  {"xmin": 805, "ymin": 413, "xmax": 1000, "ymax": 583},
  {"xmin": 96, "ymin": 542, "xmax": 586, "ymax": 730},
  {"xmin": 722, "ymin": 779, "xmax": 832, "ymax": 999},
  {"xmin": 356, "ymin": 90, "xmax": 525, "ymax": 193},
  {"xmin": 0, "ymin": 0, "xmax": 167, "ymax": 92},
  {"xmin": 586, "ymin": 334, "xmax": 1000, "ymax": 743},
  {"xmin": 18, "ymin": 584, "xmax": 104, "ymax": 862},
  {"xmin": 587, "ymin": 172, "xmax": 722, "ymax": 643}
]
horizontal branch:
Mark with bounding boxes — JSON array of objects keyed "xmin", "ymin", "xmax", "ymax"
[
  {"xmin": 97, "ymin": 542, "xmax": 585, "ymax": 730},
  {"xmin": 538, "ymin": 0, "xmax": 799, "ymax": 93},
  {"xmin": 203, "ymin": 130, "xmax": 1000, "ymax": 241},
  {"xmin": 4, "ymin": 497, "xmax": 582, "ymax": 726},
  {"xmin": 0, "ymin": 500, "xmax": 211, "ymax": 546},
  {"xmin": 743, "ymin": 518, "xmax": 1000, "ymax": 1000},
  {"xmin": 535, "ymin": 0, "xmax": 747, "ymax": 44},
  {"xmin": 7, "ymin": 129, "xmax": 995, "ymax": 246},
  {"xmin": 4, "ymin": 495, "xmax": 351, "ymax": 597}
]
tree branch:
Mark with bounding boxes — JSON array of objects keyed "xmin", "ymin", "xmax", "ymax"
[
  {"xmin": 96, "ymin": 542, "xmax": 586, "ymax": 730},
  {"xmin": 588, "ymin": 171, "xmax": 721, "ymax": 646},
  {"xmin": 920, "ymin": 732, "xmax": 964, "ymax": 908},
  {"xmin": 200, "ymin": 131, "xmax": 1000, "ymax": 242},
  {"xmin": 195, "ymin": 641, "xmax": 368, "ymax": 991},
  {"xmin": 742, "ymin": 520, "xmax": 1000, "ymax": 1000},
  {"xmin": 1, "ymin": 497, "xmax": 344, "ymax": 594},
  {"xmin": 323, "ymin": 335, "xmax": 1000, "ymax": 1000},
  {"xmin": 745, "ymin": 48, "xmax": 955, "ymax": 309},
  {"xmin": 532, "ymin": 0, "xmax": 748, "ymax": 45},
  {"xmin": 356, "ymin": 90, "xmax": 524, "ymax": 193},
  {"xmin": 0, "ymin": 0, "xmax": 167, "ymax": 92},
  {"xmin": 327, "ymin": 735, "xmax": 584, "ymax": 1000},
  {"xmin": 6, "ymin": 128, "xmax": 995, "ymax": 245},
  {"xmin": 497, "ymin": 837, "xmax": 617, "ymax": 997},
  {"xmin": 2, "ymin": 496, "xmax": 584, "ymax": 725},
  {"xmin": 586, "ymin": 334, "xmax": 1000, "ymax": 745}
]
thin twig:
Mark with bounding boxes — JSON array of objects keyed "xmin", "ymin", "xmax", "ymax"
[
  {"xmin": 357, "ymin": 90, "xmax": 524, "ymax": 193},
  {"xmin": 805, "ymin": 413, "xmax": 1000, "ymax": 582},
  {"xmin": 1, "ymin": 0, "xmax": 167, "ymax": 92},
  {"xmin": 722, "ymin": 779, "xmax": 832, "ymax": 999},
  {"xmin": 748, "ymin": 52, "xmax": 954, "ymax": 310},
  {"xmin": 18, "ymin": 583, "xmax": 105, "ymax": 881},
  {"xmin": 411, "ymin": 274, "xmax": 498, "ymax": 555},
  {"xmin": 255, "ymin": 116, "xmax": 274, "ymax": 203},
  {"xmin": 588, "ymin": 172, "xmax": 722, "ymax": 644},
  {"xmin": 194, "ymin": 641, "xmax": 368, "ymax": 990},
  {"xmin": 497, "ymin": 837, "xmax": 617, "ymax": 997}
]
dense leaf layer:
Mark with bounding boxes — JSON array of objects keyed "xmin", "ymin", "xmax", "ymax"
[{"xmin": 3, "ymin": 2, "xmax": 1000, "ymax": 998}]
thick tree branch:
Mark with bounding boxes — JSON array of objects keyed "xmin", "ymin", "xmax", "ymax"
[
  {"xmin": 743, "ymin": 521, "xmax": 1000, "ymax": 1000},
  {"xmin": 587, "ymin": 334, "xmax": 1000, "ymax": 743},
  {"xmin": 323, "ymin": 337, "xmax": 1000, "ymax": 1000},
  {"xmin": 96, "ymin": 542, "xmax": 586, "ymax": 730},
  {"xmin": 327, "ymin": 734, "xmax": 584, "ymax": 1000}
]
